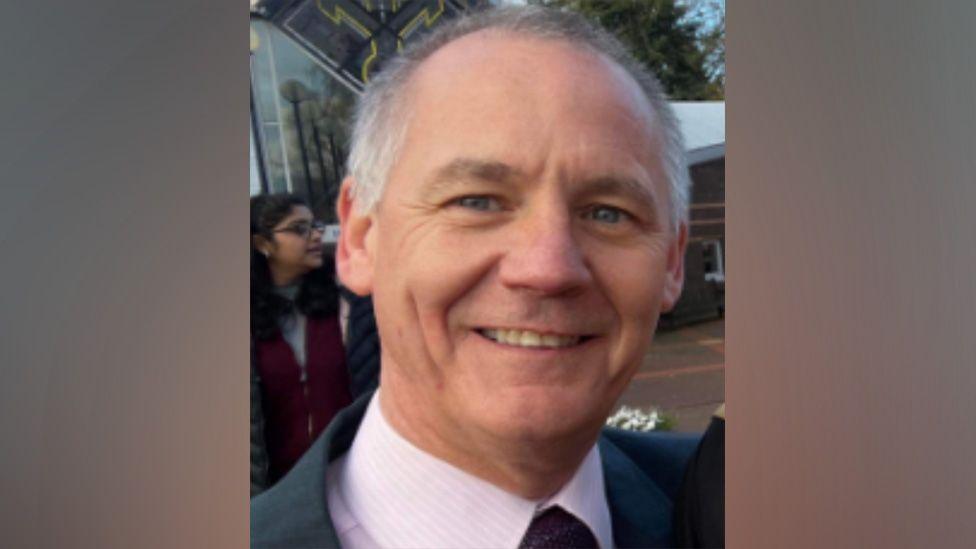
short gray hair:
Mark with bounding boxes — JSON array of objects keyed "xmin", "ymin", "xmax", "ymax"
[{"xmin": 346, "ymin": 5, "xmax": 690, "ymax": 230}]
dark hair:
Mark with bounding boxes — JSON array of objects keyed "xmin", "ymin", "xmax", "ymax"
[{"xmin": 250, "ymin": 193, "xmax": 339, "ymax": 340}]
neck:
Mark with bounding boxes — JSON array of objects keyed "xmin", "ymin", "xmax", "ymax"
[
  {"xmin": 378, "ymin": 374, "xmax": 598, "ymax": 500},
  {"xmin": 271, "ymin": 269, "xmax": 302, "ymax": 288}
]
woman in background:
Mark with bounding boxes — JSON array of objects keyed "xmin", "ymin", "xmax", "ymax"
[{"xmin": 250, "ymin": 193, "xmax": 378, "ymax": 496}]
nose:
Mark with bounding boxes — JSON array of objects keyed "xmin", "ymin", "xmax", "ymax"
[{"xmin": 497, "ymin": 208, "xmax": 592, "ymax": 296}]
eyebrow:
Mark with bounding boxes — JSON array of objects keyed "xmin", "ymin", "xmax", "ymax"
[
  {"xmin": 580, "ymin": 175, "xmax": 659, "ymax": 211},
  {"xmin": 425, "ymin": 158, "xmax": 659, "ymax": 211},
  {"xmin": 425, "ymin": 158, "xmax": 522, "ymax": 192},
  {"xmin": 275, "ymin": 219, "xmax": 313, "ymax": 230}
]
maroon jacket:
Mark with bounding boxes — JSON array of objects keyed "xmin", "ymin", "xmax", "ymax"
[{"xmin": 253, "ymin": 314, "xmax": 352, "ymax": 483}]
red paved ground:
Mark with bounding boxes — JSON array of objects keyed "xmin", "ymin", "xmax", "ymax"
[{"xmin": 616, "ymin": 318, "xmax": 725, "ymax": 433}]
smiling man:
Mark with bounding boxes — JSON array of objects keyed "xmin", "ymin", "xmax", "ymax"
[{"xmin": 251, "ymin": 6, "xmax": 700, "ymax": 548}]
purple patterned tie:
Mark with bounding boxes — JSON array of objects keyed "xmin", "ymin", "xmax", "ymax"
[{"xmin": 518, "ymin": 506, "xmax": 599, "ymax": 549}]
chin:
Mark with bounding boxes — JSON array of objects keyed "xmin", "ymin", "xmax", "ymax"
[{"xmin": 478, "ymin": 388, "xmax": 605, "ymax": 442}]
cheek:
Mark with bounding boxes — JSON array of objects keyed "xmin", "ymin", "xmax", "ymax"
[
  {"xmin": 411, "ymin": 237, "xmax": 497, "ymax": 338},
  {"xmin": 373, "ymin": 222, "xmax": 497, "ymax": 365},
  {"xmin": 591, "ymin": 245, "xmax": 669, "ymax": 371},
  {"xmin": 286, "ymin": 241, "xmax": 306, "ymax": 261}
]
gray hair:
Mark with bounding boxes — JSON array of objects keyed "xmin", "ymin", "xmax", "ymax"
[{"xmin": 346, "ymin": 5, "xmax": 690, "ymax": 230}]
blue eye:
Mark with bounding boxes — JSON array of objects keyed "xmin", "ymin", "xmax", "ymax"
[
  {"xmin": 454, "ymin": 196, "xmax": 500, "ymax": 211},
  {"xmin": 586, "ymin": 206, "xmax": 627, "ymax": 224}
]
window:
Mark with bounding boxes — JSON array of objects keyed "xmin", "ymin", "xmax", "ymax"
[
  {"xmin": 701, "ymin": 239, "xmax": 724, "ymax": 283},
  {"xmin": 250, "ymin": 18, "xmax": 360, "ymax": 229}
]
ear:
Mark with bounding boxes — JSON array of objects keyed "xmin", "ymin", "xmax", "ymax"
[
  {"xmin": 660, "ymin": 221, "xmax": 688, "ymax": 313},
  {"xmin": 251, "ymin": 234, "xmax": 273, "ymax": 257},
  {"xmin": 335, "ymin": 177, "xmax": 376, "ymax": 296}
]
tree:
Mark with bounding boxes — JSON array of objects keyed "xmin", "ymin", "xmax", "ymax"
[
  {"xmin": 680, "ymin": 0, "xmax": 725, "ymax": 95},
  {"xmin": 529, "ymin": 0, "xmax": 723, "ymax": 100}
]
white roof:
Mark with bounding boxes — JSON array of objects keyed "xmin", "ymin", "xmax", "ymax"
[{"xmin": 670, "ymin": 101, "xmax": 725, "ymax": 164}]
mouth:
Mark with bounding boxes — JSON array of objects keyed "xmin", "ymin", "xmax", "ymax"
[
  {"xmin": 307, "ymin": 246, "xmax": 323, "ymax": 255},
  {"xmin": 475, "ymin": 328, "xmax": 594, "ymax": 349}
]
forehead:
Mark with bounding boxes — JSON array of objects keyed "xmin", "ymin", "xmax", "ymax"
[
  {"xmin": 277, "ymin": 205, "xmax": 312, "ymax": 223},
  {"xmin": 392, "ymin": 31, "xmax": 663, "ymax": 186},
  {"xmin": 411, "ymin": 30, "xmax": 651, "ymax": 109}
]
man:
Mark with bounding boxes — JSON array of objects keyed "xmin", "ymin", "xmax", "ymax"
[{"xmin": 252, "ymin": 6, "xmax": 700, "ymax": 548}]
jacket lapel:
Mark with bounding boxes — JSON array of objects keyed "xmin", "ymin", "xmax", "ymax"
[
  {"xmin": 599, "ymin": 434, "xmax": 675, "ymax": 548},
  {"xmin": 250, "ymin": 391, "xmax": 374, "ymax": 549},
  {"xmin": 255, "ymin": 395, "xmax": 680, "ymax": 549}
]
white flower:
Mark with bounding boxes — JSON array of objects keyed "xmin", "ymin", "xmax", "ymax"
[{"xmin": 606, "ymin": 405, "xmax": 666, "ymax": 432}]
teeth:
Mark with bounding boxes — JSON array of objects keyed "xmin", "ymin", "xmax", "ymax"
[
  {"xmin": 540, "ymin": 334, "xmax": 563, "ymax": 347},
  {"xmin": 482, "ymin": 329, "xmax": 580, "ymax": 348},
  {"xmin": 520, "ymin": 331, "xmax": 541, "ymax": 346}
]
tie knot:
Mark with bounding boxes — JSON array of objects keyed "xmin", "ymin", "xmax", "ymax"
[{"xmin": 519, "ymin": 506, "xmax": 599, "ymax": 549}]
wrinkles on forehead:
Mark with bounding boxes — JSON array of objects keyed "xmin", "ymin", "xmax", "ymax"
[
  {"xmin": 385, "ymin": 30, "xmax": 669, "ymax": 219},
  {"xmin": 430, "ymin": 158, "xmax": 521, "ymax": 188},
  {"xmin": 398, "ymin": 31, "xmax": 660, "ymax": 161},
  {"xmin": 406, "ymin": 29, "xmax": 657, "ymax": 124}
]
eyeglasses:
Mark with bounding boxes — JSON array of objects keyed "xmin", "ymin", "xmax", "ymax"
[{"xmin": 273, "ymin": 220, "xmax": 327, "ymax": 239}]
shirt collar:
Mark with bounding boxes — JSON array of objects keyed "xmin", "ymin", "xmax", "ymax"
[
  {"xmin": 336, "ymin": 391, "xmax": 613, "ymax": 548},
  {"xmin": 538, "ymin": 442, "xmax": 614, "ymax": 547}
]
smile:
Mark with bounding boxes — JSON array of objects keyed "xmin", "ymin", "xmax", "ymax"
[{"xmin": 476, "ymin": 328, "xmax": 588, "ymax": 349}]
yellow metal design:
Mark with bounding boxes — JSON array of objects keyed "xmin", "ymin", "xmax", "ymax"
[
  {"xmin": 315, "ymin": 0, "xmax": 371, "ymax": 38},
  {"xmin": 250, "ymin": 27, "xmax": 260, "ymax": 52},
  {"xmin": 399, "ymin": 0, "xmax": 445, "ymax": 40},
  {"xmin": 313, "ymin": 0, "xmax": 450, "ymax": 84},
  {"xmin": 362, "ymin": 39, "xmax": 379, "ymax": 83}
]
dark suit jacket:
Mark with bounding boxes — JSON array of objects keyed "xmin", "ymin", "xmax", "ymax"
[
  {"xmin": 673, "ymin": 414, "xmax": 725, "ymax": 548},
  {"xmin": 252, "ymin": 392, "xmax": 700, "ymax": 548}
]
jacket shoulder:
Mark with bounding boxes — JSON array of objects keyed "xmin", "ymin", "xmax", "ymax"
[
  {"xmin": 250, "ymin": 435, "xmax": 336, "ymax": 548},
  {"xmin": 601, "ymin": 427, "xmax": 701, "ymax": 500},
  {"xmin": 250, "ymin": 392, "xmax": 372, "ymax": 548}
]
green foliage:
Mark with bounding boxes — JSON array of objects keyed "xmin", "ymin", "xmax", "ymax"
[
  {"xmin": 529, "ymin": 0, "xmax": 724, "ymax": 100},
  {"xmin": 681, "ymin": 0, "xmax": 725, "ymax": 93},
  {"xmin": 655, "ymin": 411, "xmax": 677, "ymax": 431}
]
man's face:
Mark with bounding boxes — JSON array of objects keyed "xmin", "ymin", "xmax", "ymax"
[{"xmin": 338, "ymin": 33, "xmax": 686, "ymax": 447}]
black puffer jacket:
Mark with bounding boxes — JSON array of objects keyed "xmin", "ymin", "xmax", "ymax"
[
  {"xmin": 673, "ymin": 408, "xmax": 725, "ymax": 548},
  {"xmin": 250, "ymin": 293, "xmax": 380, "ymax": 497}
]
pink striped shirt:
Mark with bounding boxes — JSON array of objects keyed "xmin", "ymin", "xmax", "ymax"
[{"xmin": 326, "ymin": 392, "xmax": 613, "ymax": 548}]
